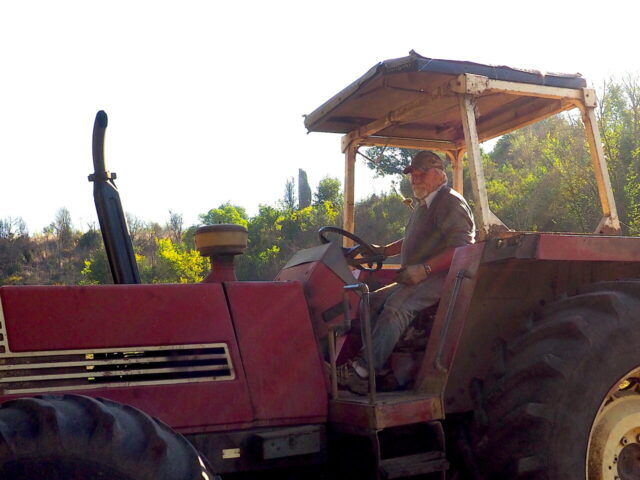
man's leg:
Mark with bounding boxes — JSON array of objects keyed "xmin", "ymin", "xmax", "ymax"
[{"xmin": 360, "ymin": 271, "xmax": 447, "ymax": 372}]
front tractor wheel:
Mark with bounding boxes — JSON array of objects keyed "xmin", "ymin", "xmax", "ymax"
[
  {"xmin": 471, "ymin": 281, "xmax": 640, "ymax": 479},
  {"xmin": 589, "ymin": 370, "xmax": 640, "ymax": 479},
  {"xmin": 0, "ymin": 394, "xmax": 212, "ymax": 480}
]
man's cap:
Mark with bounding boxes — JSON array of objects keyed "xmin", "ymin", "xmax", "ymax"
[{"xmin": 403, "ymin": 151, "xmax": 444, "ymax": 174}]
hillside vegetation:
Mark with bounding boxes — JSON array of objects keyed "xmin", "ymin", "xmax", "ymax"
[{"xmin": 1, "ymin": 77, "xmax": 639, "ymax": 285}]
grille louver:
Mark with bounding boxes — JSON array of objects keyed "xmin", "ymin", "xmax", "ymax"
[{"xmin": 0, "ymin": 344, "xmax": 235, "ymax": 394}]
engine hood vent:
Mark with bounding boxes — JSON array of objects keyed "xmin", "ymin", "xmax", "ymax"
[{"xmin": 0, "ymin": 343, "xmax": 235, "ymax": 395}]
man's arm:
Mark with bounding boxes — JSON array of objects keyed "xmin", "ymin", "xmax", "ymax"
[
  {"xmin": 395, "ymin": 247, "xmax": 455, "ymax": 285},
  {"xmin": 396, "ymin": 192, "xmax": 475, "ymax": 285}
]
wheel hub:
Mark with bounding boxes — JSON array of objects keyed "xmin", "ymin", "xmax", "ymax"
[
  {"xmin": 618, "ymin": 443, "xmax": 640, "ymax": 479},
  {"xmin": 588, "ymin": 375, "xmax": 640, "ymax": 480}
]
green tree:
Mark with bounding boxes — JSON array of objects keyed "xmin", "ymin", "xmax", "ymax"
[
  {"xmin": 237, "ymin": 204, "xmax": 281, "ymax": 280},
  {"xmin": 80, "ymin": 248, "xmax": 112, "ymax": 285},
  {"xmin": 77, "ymin": 225, "xmax": 109, "ymax": 285},
  {"xmin": 314, "ymin": 176, "xmax": 342, "ymax": 207},
  {"xmin": 199, "ymin": 203, "xmax": 248, "ymax": 229},
  {"xmin": 153, "ymin": 238, "xmax": 208, "ymax": 283},
  {"xmin": 298, "ymin": 169, "xmax": 312, "ymax": 209},
  {"xmin": 0, "ymin": 217, "xmax": 31, "ymax": 284},
  {"xmin": 363, "ymin": 147, "xmax": 417, "ymax": 176},
  {"xmin": 354, "ymin": 192, "xmax": 411, "ymax": 245},
  {"xmin": 167, "ymin": 210, "xmax": 184, "ymax": 244},
  {"xmin": 281, "ymin": 177, "xmax": 297, "ymax": 211},
  {"xmin": 597, "ymin": 75, "xmax": 640, "ymax": 234},
  {"xmin": 276, "ymin": 202, "xmax": 339, "ymax": 259},
  {"xmin": 486, "ymin": 115, "xmax": 600, "ymax": 232},
  {"xmin": 51, "ymin": 207, "xmax": 74, "ymax": 249}
]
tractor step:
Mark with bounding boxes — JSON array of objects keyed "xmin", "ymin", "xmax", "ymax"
[
  {"xmin": 379, "ymin": 451, "xmax": 449, "ymax": 478},
  {"xmin": 329, "ymin": 392, "xmax": 443, "ymax": 431}
]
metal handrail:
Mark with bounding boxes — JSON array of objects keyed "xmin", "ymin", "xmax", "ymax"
[
  {"xmin": 346, "ymin": 283, "xmax": 377, "ymax": 404},
  {"xmin": 434, "ymin": 270, "xmax": 470, "ymax": 373},
  {"xmin": 328, "ymin": 282, "xmax": 377, "ymax": 403}
]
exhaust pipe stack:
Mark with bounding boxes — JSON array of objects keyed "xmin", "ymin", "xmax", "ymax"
[{"xmin": 89, "ymin": 110, "xmax": 141, "ymax": 284}]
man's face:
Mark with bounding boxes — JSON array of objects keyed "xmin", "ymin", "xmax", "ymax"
[{"xmin": 410, "ymin": 168, "xmax": 442, "ymax": 199}]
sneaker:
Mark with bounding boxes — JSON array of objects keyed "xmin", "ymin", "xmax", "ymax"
[{"xmin": 336, "ymin": 361, "xmax": 369, "ymax": 395}]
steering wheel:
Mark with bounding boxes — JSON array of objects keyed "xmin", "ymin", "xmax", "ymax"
[{"xmin": 318, "ymin": 226, "xmax": 385, "ymax": 272}]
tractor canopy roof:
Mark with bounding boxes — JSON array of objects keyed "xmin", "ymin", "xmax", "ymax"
[
  {"xmin": 304, "ymin": 52, "xmax": 620, "ymax": 237},
  {"xmin": 304, "ymin": 50, "xmax": 587, "ymax": 148}
]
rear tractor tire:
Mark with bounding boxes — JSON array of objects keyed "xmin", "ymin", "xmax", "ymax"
[
  {"xmin": 471, "ymin": 281, "xmax": 640, "ymax": 479},
  {"xmin": 0, "ymin": 394, "xmax": 212, "ymax": 480}
]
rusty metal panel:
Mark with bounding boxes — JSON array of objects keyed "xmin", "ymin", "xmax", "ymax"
[
  {"xmin": 481, "ymin": 234, "xmax": 640, "ymax": 264},
  {"xmin": 414, "ymin": 243, "xmax": 485, "ymax": 395},
  {"xmin": 481, "ymin": 233, "xmax": 539, "ymax": 263},
  {"xmin": 276, "ymin": 246, "xmax": 360, "ymax": 361},
  {"xmin": 187, "ymin": 425, "xmax": 326, "ymax": 474},
  {"xmin": 536, "ymin": 235, "xmax": 640, "ymax": 261},
  {"xmin": 256, "ymin": 425, "xmax": 323, "ymax": 460},
  {"xmin": 225, "ymin": 282, "xmax": 328, "ymax": 423},
  {"xmin": 441, "ymin": 258, "xmax": 640, "ymax": 414},
  {"xmin": 329, "ymin": 394, "xmax": 442, "ymax": 432}
]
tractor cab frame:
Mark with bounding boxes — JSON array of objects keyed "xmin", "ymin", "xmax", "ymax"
[{"xmin": 304, "ymin": 50, "xmax": 620, "ymax": 239}]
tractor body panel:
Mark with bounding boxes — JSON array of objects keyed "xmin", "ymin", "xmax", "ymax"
[
  {"xmin": 275, "ymin": 242, "xmax": 361, "ymax": 362},
  {"xmin": 0, "ymin": 283, "xmax": 254, "ymax": 430},
  {"xmin": 0, "ymin": 281, "xmax": 329, "ymax": 433},
  {"xmin": 431, "ymin": 233, "xmax": 640, "ymax": 414},
  {"xmin": 224, "ymin": 281, "xmax": 328, "ymax": 423},
  {"xmin": 1, "ymin": 283, "xmax": 231, "ymax": 350}
]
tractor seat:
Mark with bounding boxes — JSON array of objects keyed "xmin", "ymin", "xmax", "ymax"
[{"xmin": 394, "ymin": 302, "xmax": 439, "ymax": 352}]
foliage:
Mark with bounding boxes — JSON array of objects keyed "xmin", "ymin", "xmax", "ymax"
[
  {"xmin": 362, "ymin": 147, "xmax": 417, "ymax": 177},
  {"xmin": 486, "ymin": 115, "xmax": 600, "ymax": 232},
  {"xmin": 298, "ymin": 169, "xmax": 312, "ymax": 209},
  {"xmin": 597, "ymin": 76, "xmax": 640, "ymax": 234},
  {"xmin": 281, "ymin": 177, "xmax": 297, "ymax": 211},
  {"xmin": 0, "ymin": 217, "xmax": 27, "ymax": 239},
  {"xmin": 314, "ymin": 176, "xmax": 343, "ymax": 207},
  {"xmin": 199, "ymin": 203, "xmax": 248, "ymax": 229},
  {"xmin": 80, "ymin": 248, "xmax": 111, "ymax": 285},
  {"xmin": 238, "ymin": 200, "xmax": 341, "ymax": 280},
  {"xmin": 3, "ymin": 74, "xmax": 640, "ymax": 286},
  {"xmin": 153, "ymin": 238, "xmax": 208, "ymax": 283},
  {"xmin": 167, "ymin": 210, "xmax": 184, "ymax": 243},
  {"xmin": 354, "ymin": 192, "xmax": 410, "ymax": 245},
  {"xmin": 361, "ymin": 76, "xmax": 640, "ymax": 234}
]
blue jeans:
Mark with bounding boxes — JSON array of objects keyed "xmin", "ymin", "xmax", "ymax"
[{"xmin": 359, "ymin": 271, "xmax": 447, "ymax": 372}]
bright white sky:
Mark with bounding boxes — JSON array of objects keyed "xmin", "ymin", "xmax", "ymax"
[{"xmin": 1, "ymin": 1, "xmax": 638, "ymax": 233}]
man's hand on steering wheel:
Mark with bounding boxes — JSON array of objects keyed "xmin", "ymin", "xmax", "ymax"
[{"xmin": 317, "ymin": 226, "xmax": 386, "ymax": 272}]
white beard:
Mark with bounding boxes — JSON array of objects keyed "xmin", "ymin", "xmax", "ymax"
[{"xmin": 412, "ymin": 185, "xmax": 428, "ymax": 199}]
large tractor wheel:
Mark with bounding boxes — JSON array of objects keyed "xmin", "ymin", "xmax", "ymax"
[
  {"xmin": 0, "ymin": 394, "xmax": 212, "ymax": 480},
  {"xmin": 471, "ymin": 281, "xmax": 640, "ymax": 479}
]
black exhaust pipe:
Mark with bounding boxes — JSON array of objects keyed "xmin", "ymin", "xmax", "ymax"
[{"xmin": 89, "ymin": 110, "xmax": 141, "ymax": 284}]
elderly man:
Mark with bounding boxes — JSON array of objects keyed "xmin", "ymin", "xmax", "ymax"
[{"xmin": 339, "ymin": 150, "xmax": 475, "ymax": 394}]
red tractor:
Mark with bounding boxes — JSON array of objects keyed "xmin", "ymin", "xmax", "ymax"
[{"xmin": 1, "ymin": 52, "xmax": 639, "ymax": 480}]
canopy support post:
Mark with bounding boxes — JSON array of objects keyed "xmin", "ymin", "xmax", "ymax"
[
  {"xmin": 343, "ymin": 144, "xmax": 357, "ymax": 246},
  {"xmin": 445, "ymin": 150, "xmax": 465, "ymax": 195},
  {"xmin": 580, "ymin": 105, "xmax": 621, "ymax": 234},
  {"xmin": 458, "ymin": 95, "xmax": 508, "ymax": 239}
]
